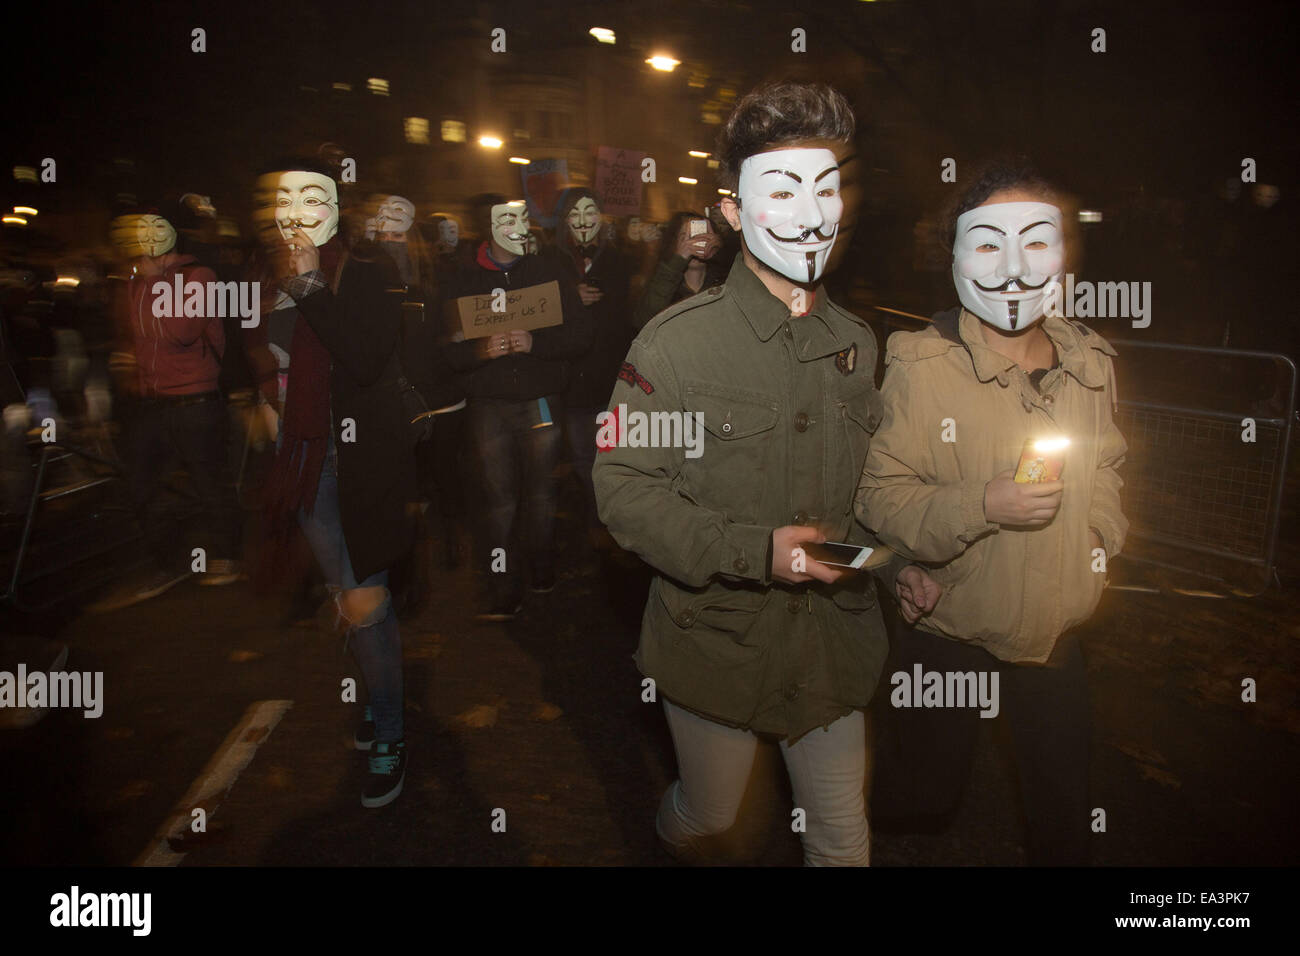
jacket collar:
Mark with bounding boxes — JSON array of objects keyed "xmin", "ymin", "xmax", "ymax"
[
  {"xmin": 727, "ymin": 253, "xmax": 848, "ymax": 359},
  {"xmin": 956, "ymin": 309, "xmax": 1110, "ymax": 389}
]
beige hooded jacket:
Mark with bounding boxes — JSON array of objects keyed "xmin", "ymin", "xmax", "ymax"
[{"xmin": 856, "ymin": 308, "xmax": 1128, "ymax": 663}]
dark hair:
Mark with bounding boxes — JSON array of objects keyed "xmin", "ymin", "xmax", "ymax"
[
  {"xmin": 556, "ymin": 187, "xmax": 599, "ymax": 233},
  {"xmin": 257, "ymin": 157, "xmax": 339, "ymax": 185},
  {"xmin": 466, "ymin": 192, "xmax": 509, "ymax": 240},
  {"xmin": 946, "ymin": 157, "xmax": 1062, "ymax": 247},
  {"xmin": 716, "ymin": 82, "xmax": 855, "ymax": 192},
  {"xmin": 657, "ymin": 210, "xmax": 701, "ymax": 263}
]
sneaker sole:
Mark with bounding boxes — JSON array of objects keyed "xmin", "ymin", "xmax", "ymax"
[
  {"xmin": 354, "ymin": 736, "xmax": 373, "ymax": 751},
  {"xmin": 89, "ymin": 575, "xmax": 191, "ymax": 612},
  {"xmin": 529, "ymin": 584, "xmax": 555, "ymax": 594},
  {"xmin": 361, "ymin": 772, "xmax": 405, "ymax": 808},
  {"xmin": 197, "ymin": 574, "xmax": 243, "ymax": 586}
]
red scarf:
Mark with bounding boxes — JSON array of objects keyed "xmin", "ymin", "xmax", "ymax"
[{"xmin": 258, "ymin": 237, "xmax": 344, "ymax": 532}]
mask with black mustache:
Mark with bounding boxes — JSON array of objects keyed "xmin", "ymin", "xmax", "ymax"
[
  {"xmin": 735, "ymin": 147, "xmax": 842, "ymax": 285},
  {"xmin": 952, "ymin": 201, "xmax": 1064, "ymax": 331}
]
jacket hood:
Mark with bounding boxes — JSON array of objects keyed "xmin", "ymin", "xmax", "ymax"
[{"xmin": 887, "ymin": 307, "xmax": 1118, "ymax": 401}]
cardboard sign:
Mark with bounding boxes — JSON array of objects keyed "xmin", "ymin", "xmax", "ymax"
[
  {"xmin": 594, "ymin": 146, "xmax": 645, "ymax": 216},
  {"xmin": 455, "ymin": 281, "xmax": 563, "ymax": 340}
]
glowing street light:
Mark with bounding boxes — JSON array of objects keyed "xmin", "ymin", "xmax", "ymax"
[
  {"xmin": 14, "ymin": 206, "xmax": 37, "ymax": 216},
  {"xmin": 688, "ymin": 150, "xmax": 709, "ymax": 158},
  {"xmin": 478, "ymin": 135, "xmax": 504, "ymax": 149},
  {"xmin": 3, "ymin": 215, "xmax": 28, "ymax": 225},
  {"xmin": 589, "ymin": 27, "xmax": 616, "ymax": 44},
  {"xmin": 646, "ymin": 55, "xmax": 680, "ymax": 72},
  {"xmin": 508, "ymin": 156, "xmax": 530, "ymax": 165},
  {"xmin": 678, "ymin": 177, "xmax": 698, "ymax": 185}
]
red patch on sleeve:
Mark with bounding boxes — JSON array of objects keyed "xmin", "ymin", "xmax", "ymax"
[{"xmin": 618, "ymin": 361, "xmax": 654, "ymax": 394}]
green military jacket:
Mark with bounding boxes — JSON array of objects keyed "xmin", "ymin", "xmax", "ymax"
[{"xmin": 593, "ymin": 254, "xmax": 909, "ymax": 739}]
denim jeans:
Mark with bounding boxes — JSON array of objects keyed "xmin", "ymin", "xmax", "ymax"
[
  {"xmin": 564, "ymin": 405, "xmax": 600, "ymax": 533},
  {"xmin": 125, "ymin": 395, "xmax": 240, "ymax": 572},
  {"xmin": 657, "ymin": 699, "xmax": 871, "ymax": 866},
  {"xmin": 467, "ymin": 396, "xmax": 563, "ymax": 601},
  {"xmin": 294, "ymin": 433, "xmax": 403, "ymax": 743}
]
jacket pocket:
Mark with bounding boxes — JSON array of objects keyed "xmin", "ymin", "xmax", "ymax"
[
  {"xmin": 837, "ymin": 378, "xmax": 883, "ymax": 510},
  {"xmin": 657, "ymin": 578, "xmax": 770, "ymax": 648},
  {"xmin": 681, "ymin": 381, "xmax": 779, "ymax": 521}
]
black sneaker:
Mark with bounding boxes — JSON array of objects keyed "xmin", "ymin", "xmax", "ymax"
[
  {"xmin": 475, "ymin": 597, "xmax": 522, "ymax": 622},
  {"xmin": 353, "ymin": 705, "xmax": 375, "ymax": 751},
  {"xmin": 361, "ymin": 739, "xmax": 407, "ymax": 808},
  {"xmin": 529, "ymin": 567, "xmax": 556, "ymax": 594}
]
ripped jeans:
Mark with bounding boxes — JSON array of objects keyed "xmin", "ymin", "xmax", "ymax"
[{"xmin": 296, "ymin": 436, "xmax": 403, "ymax": 742}]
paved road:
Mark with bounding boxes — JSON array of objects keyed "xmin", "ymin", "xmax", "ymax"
[{"xmin": 2, "ymin": 471, "xmax": 1297, "ymax": 867}]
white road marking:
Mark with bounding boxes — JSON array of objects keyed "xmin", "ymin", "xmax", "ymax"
[{"xmin": 135, "ymin": 699, "xmax": 293, "ymax": 866}]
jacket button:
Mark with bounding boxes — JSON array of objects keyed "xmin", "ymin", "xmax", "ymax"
[
  {"xmin": 677, "ymin": 609, "xmax": 697, "ymax": 627},
  {"xmin": 707, "ymin": 287, "xmax": 721, "ymax": 296},
  {"xmin": 786, "ymin": 595, "xmax": 802, "ymax": 613},
  {"xmin": 1044, "ymin": 394, "xmax": 1054, "ymax": 405},
  {"xmin": 721, "ymin": 421, "xmax": 732, "ymax": 434},
  {"xmin": 793, "ymin": 510, "xmax": 809, "ymax": 525},
  {"xmin": 794, "ymin": 412, "xmax": 809, "ymax": 432},
  {"xmin": 733, "ymin": 557, "xmax": 749, "ymax": 574}
]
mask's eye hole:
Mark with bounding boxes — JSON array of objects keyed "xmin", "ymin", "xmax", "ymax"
[
  {"xmin": 976, "ymin": 243, "xmax": 999, "ymax": 253},
  {"xmin": 1025, "ymin": 240, "xmax": 1048, "ymax": 250},
  {"xmin": 817, "ymin": 187, "xmax": 837, "ymax": 198},
  {"xmin": 769, "ymin": 190, "xmax": 794, "ymax": 200}
]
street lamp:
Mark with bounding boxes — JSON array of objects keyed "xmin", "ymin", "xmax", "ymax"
[
  {"xmin": 589, "ymin": 27, "xmax": 616, "ymax": 44},
  {"xmin": 646, "ymin": 55, "xmax": 680, "ymax": 72},
  {"xmin": 478, "ymin": 135, "xmax": 504, "ymax": 149}
]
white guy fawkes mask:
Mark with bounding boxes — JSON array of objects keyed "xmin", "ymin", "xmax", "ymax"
[
  {"xmin": 270, "ymin": 170, "xmax": 340, "ymax": 247},
  {"xmin": 136, "ymin": 214, "xmax": 176, "ymax": 257},
  {"xmin": 736, "ymin": 147, "xmax": 842, "ymax": 284},
  {"xmin": 437, "ymin": 219, "xmax": 459, "ymax": 247},
  {"xmin": 374, "ymin": 195, "xmax": 415, "ymax": 235},
  {"xmin": 490, "ymin": 202, "xmax": 529, "ymax": 257},
  {"xmin": 566, "ymin": 196, "xmax": 602, "ymax": 245},
  {"xmin": 952, "ymin": 201, "xmax": 1065, "ymax": 331}
]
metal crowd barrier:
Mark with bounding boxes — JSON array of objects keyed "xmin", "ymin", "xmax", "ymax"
[{"xmin": 870, "ymin": 307, "xmax": 1296, "ymax": 586}]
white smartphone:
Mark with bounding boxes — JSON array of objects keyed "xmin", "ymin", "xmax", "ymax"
[{"xmin": 802, "ymin": 541, "xmax": 874, "ymax": 570}]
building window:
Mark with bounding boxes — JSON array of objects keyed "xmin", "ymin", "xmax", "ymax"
[
  {"xmin": 440, "ymin": 119, "xmax": 467, "ymax": 143},
  {"xmin": 557, "ymin": 113, "xmax": 573, "ymax": 140},
  {"xmin": 367, "ymin": 77, "xmax": 390, "ymax": 96},
  {"xmin": 536, "ymin": 111, "xmax": 553, "ymax": 140},
  {"xmin": 404, "ymin": 117, "xmax": 430, "ymax": 144}
]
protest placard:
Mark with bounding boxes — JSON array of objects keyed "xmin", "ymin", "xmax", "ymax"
[{"xmin": 455, "ymin": 281, "xmax": 563, "ymax": 340}]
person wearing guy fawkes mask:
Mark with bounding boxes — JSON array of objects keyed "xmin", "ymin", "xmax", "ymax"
[
  {"xmin": 857, "ymin": 160, "xmax": 1128, "ymax": 865},
  {"xmin": 92, "ymin": 204, "xmax": 243, "ymax": 611},
  {"xmin": 594, "ymin": 83, "xmax": 942, "ymax": 866},
  {"xmin": 368, "ymin": 193, "xmax": 470, "ymax": 568},
  {"xmin": 244, "ymin": 159, "xmax": 417, "ymax": 809},
  {"xmin": 553, "ymin": 188, "xmax": 632, "ymax": 551},
  {"xmin": 441, "ymin": 194, "xmax": 588, "ymax": 620}
]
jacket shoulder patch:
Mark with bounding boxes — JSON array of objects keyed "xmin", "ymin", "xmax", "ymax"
[{"xmin": 618, "ymin": 361, "xmax": 654, "ymax": 394}]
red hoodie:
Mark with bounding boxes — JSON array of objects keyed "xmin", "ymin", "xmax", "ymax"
[{"xmin": 118, "ymin": 254, "xmax": 225, "ymax": 396}]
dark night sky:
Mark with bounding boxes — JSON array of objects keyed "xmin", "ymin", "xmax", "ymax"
[{"xmin": 5, "ymin": 0, "xmax": 1295, "ymax": 198}]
